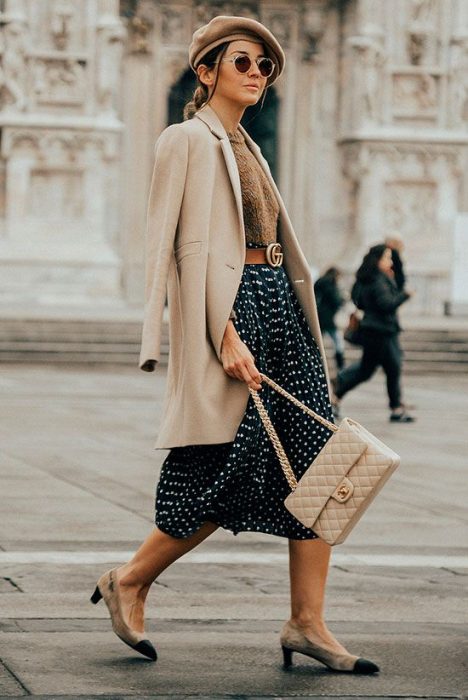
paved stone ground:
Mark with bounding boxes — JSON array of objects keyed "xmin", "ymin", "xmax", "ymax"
[{"xmin": 0, "ymin": 363, "xmax": 467, "ymax": 699}]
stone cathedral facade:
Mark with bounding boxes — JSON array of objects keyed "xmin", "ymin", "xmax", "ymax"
[{"xmin": 1, "ymin": 0, "xmax": 467, "ymax": 316}]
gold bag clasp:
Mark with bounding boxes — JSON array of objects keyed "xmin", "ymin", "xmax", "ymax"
[{"xmin": 332, "ymin": 476, "xmax": 354, "ymax": 503}]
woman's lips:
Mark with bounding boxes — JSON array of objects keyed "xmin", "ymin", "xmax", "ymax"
[{"xmin": 245, "ymin": 85, "xmax": 259, "ymax": 90}]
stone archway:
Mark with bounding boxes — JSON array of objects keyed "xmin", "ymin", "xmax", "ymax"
[
  {"xmin": 168, "ymin": 68, "xmax": 279, "ymax": 180},
  {"xmin": 167, "ymin": 68, "xmax": 195, "ymax": 126}
]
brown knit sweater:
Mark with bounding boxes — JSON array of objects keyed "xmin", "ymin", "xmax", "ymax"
[{"xmin": 227, "ymin": 129, "xmax": 279, "ymax": 245}]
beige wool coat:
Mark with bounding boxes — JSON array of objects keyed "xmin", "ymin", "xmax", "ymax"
[{"xmin": 139, "ymin": 103, "xmax": 330, "ymax": 450}]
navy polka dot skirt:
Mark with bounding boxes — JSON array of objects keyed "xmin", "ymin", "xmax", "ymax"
[{"xmin": 155, "ymin": 242, "xmax": 335, "ymax": 540}]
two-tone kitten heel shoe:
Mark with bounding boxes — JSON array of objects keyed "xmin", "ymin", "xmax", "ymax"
[
  {"xmin": 90, "ymin": 568, "xmax": 157, "ymax": 661},
  {"xmin": 280, "ymin": 620, "xmax": 379, "ymax": 674}
]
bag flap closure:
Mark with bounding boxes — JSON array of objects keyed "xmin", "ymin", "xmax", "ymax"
[
  {"xmin": 331, "ymin": 475, "xmax": 354, "ymax": 503},
  {"xmin": 285, "ymin": 418, "xmax": 368, "ymax": 520}
]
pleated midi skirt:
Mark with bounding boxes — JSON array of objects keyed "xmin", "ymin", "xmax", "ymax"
[{"xmin": 155, "ymin": 242, "xmax": 335, "ymax": 540}]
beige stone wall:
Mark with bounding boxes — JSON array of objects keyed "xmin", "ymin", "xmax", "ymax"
[{"xmin": 1, "ymin": 0, "xmax": 467, "ymax": 315}]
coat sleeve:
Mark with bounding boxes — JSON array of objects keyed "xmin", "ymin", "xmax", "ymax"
[
  {"xmin": 391, "ymin": 249, "xmax": 406, "ymax": 290},
  {"xmin": 139, "ymin": 125, "xmax": 189, "ymax": 372},
  {"xmin": 329, "ymin": 283, "xmax": 345, "ymax": 314},
  {"xmin": 372, "ymin": 275, "xmax": 410, "ymax": 313}
]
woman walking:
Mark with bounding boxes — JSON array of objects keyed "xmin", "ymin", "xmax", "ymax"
[
  {"xmin": 332, "ymin": 244, "xmax": 415, "ymax": 423},
  {"xmin": 91, "ymin": 15, "xmax": 379, "ymax": 674}
]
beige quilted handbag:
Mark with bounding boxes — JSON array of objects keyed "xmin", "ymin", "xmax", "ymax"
[{"xmin": 249, "ymin": 373, "xmax": 400, "ymax": 545}]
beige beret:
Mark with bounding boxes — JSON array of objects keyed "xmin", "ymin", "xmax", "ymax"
[{"xmin": 189, "ymin": 15, "xmax": 285, "ymax": 87}]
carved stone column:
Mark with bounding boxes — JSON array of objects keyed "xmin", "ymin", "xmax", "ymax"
[
  {"xmin": 0, "ymin": 0, "xmax": 126, "ymax": 306},
  {"xmin": 288, "ymin": 0, "xmax": 328, "ymax": 267},
  {"xmin": 119, "ymin": 0, "xmax": 157, "ymax": 304}
]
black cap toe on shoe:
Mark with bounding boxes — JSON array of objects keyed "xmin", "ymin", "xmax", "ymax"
[
  {"xmin": 134, "ymin": 640, "xmax": 158, "ymax": 661},
  {"xmin": 353, "ymin": 658, "xmax": 380, "ymax": 674}
]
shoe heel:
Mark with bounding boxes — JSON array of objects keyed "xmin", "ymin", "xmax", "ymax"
[
  {"xmin": 90, "ymin": 586, "xmax": 103, "ymax": 604},
  {"xmin": 282, "ymin": 645, "xmax": 293, "ymax": 669}
]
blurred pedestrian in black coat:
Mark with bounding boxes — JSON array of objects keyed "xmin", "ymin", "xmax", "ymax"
[
  {"xmin": 332, "ymin": 244, "xmax": 416, "ymax": 423},
  {"xmin": 314, "ymin": 267, "xmax": 346, "ymax": 370}
]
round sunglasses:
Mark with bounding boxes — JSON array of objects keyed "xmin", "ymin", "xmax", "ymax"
[{"xmin": 215, "ymin": 54, "xmax": 275, "ymax": 78}]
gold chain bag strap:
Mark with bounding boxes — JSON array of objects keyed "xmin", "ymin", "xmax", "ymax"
[{"xmin": 248, "ymin": 373, "xmax": 400, "ymax": 545}]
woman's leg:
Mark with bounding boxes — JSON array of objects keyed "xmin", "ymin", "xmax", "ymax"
[
  {"xmin": 288, "ymin": 537, "xmax": 350, "ymax": 654},
  {"xmin": 328, "ymin": 327, "xmax": 345, "ymax": 371},
  {"xmin": 380, "ymin": 334, "xmax": 403, "ymax": 410},
  {"xmin": 113, "ymin": 522, "xmax": 219, "ymax": 632},
  {"xmin": 334, "ymin": 339, "xmax": 378, "ymax": 400}
]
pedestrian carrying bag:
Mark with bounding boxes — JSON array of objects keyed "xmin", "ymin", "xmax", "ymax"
[
  {"xmin": 249, "ymin": 374, "xmax": 400, "ymax": 545},
  {"xmin": 344, "ymin": 309, "xmax": 364, "ymax": 346}
]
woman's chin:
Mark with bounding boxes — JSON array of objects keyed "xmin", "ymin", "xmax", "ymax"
[{"xmin": 238, "ymin": 95, "xmax": 261, "ymax": 108}]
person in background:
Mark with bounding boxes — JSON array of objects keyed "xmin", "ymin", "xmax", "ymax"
[
  {"xmin": 331, "ymin": 244, "xmax": 416, "ymax": 423},
  {"xmin": 314, "ymin": 267, "xmax": 346, "ymax": 371},
  {"xmin": 384, "ymin": 233, "xmax": 416, "ymax": 413}
]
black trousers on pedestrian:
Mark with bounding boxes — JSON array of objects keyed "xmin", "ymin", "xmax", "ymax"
[{"xmin": 335, "ymin": 330, "xmax": 403, "ymax": 410}]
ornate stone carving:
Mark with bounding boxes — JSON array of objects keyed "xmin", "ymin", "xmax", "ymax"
[
  {"xmin": 449, "ymin": 34, "xmax": 468, "ymax": 128},
  {"xmin": 410, "ymin": 0, "xmax": 436, "ymax": 24},
  {"xmin": 383, "ymin": 180, "xmax": 436, "ymax": 256},
  {"xmin": 341, "ymin": 142, "xmax": 370, "ymax": 181},
  {"xmin": 392, "ymin": 71, "xmax": 438, "ymax": 119},
  {"xmin": 363, "ymin": 142, "xmax": 462, "ymax": 177},
  {"xmin": 193, "ymin": 2, "xmax": 259, "ymax": 29},
  {"xmin": 340, "ymin": 139, "xmax": 462, "ymax": 295},
  {"xmin": 349, "ymin": 35, "xmax": 386, "ymax": 124},
  {"xmin": 50, "ymin": 0, "xmax": 76, "ymax": 51},
  {"xmin": 301, "ymin": 2, "xmax": 328, "ymax": 61},
  {"xmin": 126, "ymin": 0, "xmax": 155, "ymax": 54},
  {"xmin": 2, "ymin": 128, "xmax": 120, "ymax": 161},
  {"xmin": 265, "ymin": 12, "xmax": 291, "ymax": 50},
  {"xmin": 0, "ymin": 1, "xmax": 124, "ymax": 305},
  {"xmin": 96, "ymin": 17, "xmax": 126, "ymax": 115},
  {"xmin": 407, "ymin": 0, "xmax": 437, "ymax": 65},
  {"xmin": 3, "ymin": 0, "xmax": 27, "ymax": 15},
  {"xmin": 0, "ymin": 18, "xmax": 28, "ymax": 112},
  {"xmin": 161, "ymin": 6, "xmax": 186, "ymax": 44},
  {"xmin": 30, "ymin": 168, "xmax": 84, "ymax": 220},
  {"xmin": 32, "ymin": 58, "xmax": 87, "ymax": 107}
]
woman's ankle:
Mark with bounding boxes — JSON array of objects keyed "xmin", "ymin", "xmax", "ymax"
[
  {"xmin": 289, "ymin": 614, "xmax": 326, "ymax": 632},
  {"xmin": 116, "ymin": 564, "xmax": 150, "ymax": 595}
]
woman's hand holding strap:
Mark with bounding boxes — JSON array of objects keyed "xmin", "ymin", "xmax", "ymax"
[{"xmin": 220, "ymin": 320, "xmax": 263, "ymax": 391}]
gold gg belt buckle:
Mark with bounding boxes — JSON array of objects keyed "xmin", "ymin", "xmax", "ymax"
[{"xmin": 265, "ymin": 242, "xmax": 283, "ymax": 268}]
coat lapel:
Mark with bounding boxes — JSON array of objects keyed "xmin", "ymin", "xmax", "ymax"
[
  {"xmin": 194, "ymin": 104, "xmax": 309, "ymax": 283},
  {"xmin": 219, "ymin": 138, "xmax": 245, "ymax": 235},
  {"xmin": 194, "ymin": 105, "xmax": 244, "ymax": 236},
  {"xmin": 194, "ymin": 104, "xmax": 282, "ymax": 241}
]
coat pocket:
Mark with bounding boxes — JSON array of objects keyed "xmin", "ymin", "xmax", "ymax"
[{"xmin": 174, "ymin": 240, "xmax": 202, "ymax": 264}]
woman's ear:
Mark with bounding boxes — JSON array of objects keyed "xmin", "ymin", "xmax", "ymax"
[{"xmin": 197, "ymin": 64, "xmax": 215, "ymax": 89}]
